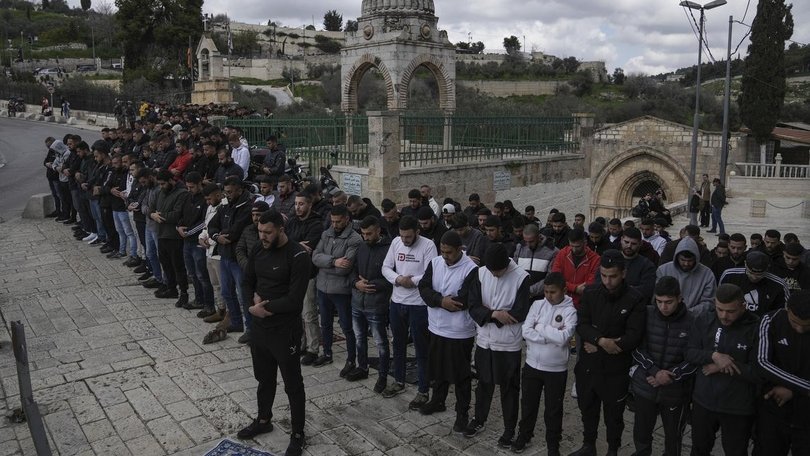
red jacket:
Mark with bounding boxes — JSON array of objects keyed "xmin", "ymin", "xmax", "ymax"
[
  {"xmin": 169, "ymin": 151, "xmax": 193, "ymax": 180},
  {"xmin": 551, "ymin": 246, "xmax": 601, "ymax": 308}
]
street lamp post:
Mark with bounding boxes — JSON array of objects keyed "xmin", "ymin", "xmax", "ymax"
[{"xmin": 680, "ymin": 0, "xmax": 726, "ymax": 203}]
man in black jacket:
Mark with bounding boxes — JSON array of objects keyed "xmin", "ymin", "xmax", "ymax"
[
  {"xmin": 285, "ymin": 192, "xmax": 325, "ymax": 365},
  {"xmin": 237, "ymin": 210, "xmax": 311, "ymax": 456},
  {"xmin": 347, "ymin": 216, "xmax": 393, "ymax": 387},
  {"xmin": 178, "ymin": 172, "xmax": 215, "ymax": 313},
  {"xmin": 755, "ymin": 291, "xmax": 810, "ymax": 455},
  {"xmin": 150, "ymin": 170, "xmax": 190, "ymax": 306},
  {"xmin": 706, "ymin": 178, "xmax": 727, "ymax": 235},
  {"xmin": 685, "ymin": 283, "xmax": 760, "ymax": 456},
  {"xmin": 417, "ymin": 206, "xmax": 446, "ymax": 252},
  {"xmin": 631, "ymin": 277, "xmax": 696, "ymax": 456},
  {"xmin": 208, "ymin": 176, "xmax": 254, "ymax": 333},
  {"xmin": 719, "ymin": 251, "xmax": 790, "ymax": 318},
  {"xmin": 571, "ymin": 249, "xmax": 646, "ymax": 456}
]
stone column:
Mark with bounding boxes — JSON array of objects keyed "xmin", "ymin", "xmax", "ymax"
[
  {"xmin": 443, "ymin": 112, "xmax": 453, "ymax": 150},
  {"xmin": 366, "ymin": 111, "xmax": 401, "ymax": 204},
  {"xmin": 574, "ymin": 113, "xmax": 595, "ymax": 177}
]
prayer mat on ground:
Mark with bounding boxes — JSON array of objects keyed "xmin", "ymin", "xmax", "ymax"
[
  {"xmin": 368, "ymin": 356, "xmax": 418, "ymax": 384},
  {"xmin": 204, "ymin": 438, "xmax": 275, "ymax": 456}
]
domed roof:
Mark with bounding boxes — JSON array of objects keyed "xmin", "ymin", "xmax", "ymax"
[{"xmin": 361, "ymin": 0, "xmax": 435, "ymax": 16}]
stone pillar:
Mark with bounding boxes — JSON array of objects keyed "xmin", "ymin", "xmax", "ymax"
[
  {"xmin": 443, "ymin": 112, "xmax": 453, "ymax": 150},
  {"xmin": 366, "ymin": 111, "xmax": 401, "ymax": 204},
  {"xmin": 344, "ymin": 115, "xmax": 355, "ymax": 158},
  {"xmin": 574, "ymin": 113, "xmax": 595, "ymax": 177}
]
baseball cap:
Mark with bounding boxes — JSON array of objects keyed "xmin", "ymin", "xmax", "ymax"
[
  {"xmin": 600, "ymin": 249, "xmax": 625, "ymax": 268},
  {"xmin": 442, "ymin": 203, "xmax": 456, "ymax": 214},
  {"xmin": 745, "ymin": 251, "xmax": 770, "ymax": 273}
]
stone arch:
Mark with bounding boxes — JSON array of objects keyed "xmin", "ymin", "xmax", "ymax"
[
  {"xmin": 342, "ymin": 54, "xmax": 397, "ymax": 113},
  {"xmin": 398, "ymin": 54, "xmax": 455, "ymax": 112},
  {"xmin": 591, "ymin": 147, "xmax": 690, "ymax": 219}
]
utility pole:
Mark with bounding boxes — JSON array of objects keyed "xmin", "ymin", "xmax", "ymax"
[{"xmin": 719, "ymin": 15, "xmax": 733, "ymax": 185}]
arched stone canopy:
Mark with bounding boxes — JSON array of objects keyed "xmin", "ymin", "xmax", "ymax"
[
  {"xmin": 591, "ymin": 147, "xmax": 690, "ymax": 218},
  {"xmin": 398, "ymin": 54, "xmax": 455, "ymax": 112},
  {"xmin": 341, "ymin": 54, "xmax": 398, "ymax": 113}
]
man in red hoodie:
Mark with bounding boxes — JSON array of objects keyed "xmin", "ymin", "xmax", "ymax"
[
  {"xmin": 551, "ymin": 228, "xmax": 600, "ymax": 309},
  {"xmin": 168, "ymin": 140, "xmax": 193, "ymax": 181}
]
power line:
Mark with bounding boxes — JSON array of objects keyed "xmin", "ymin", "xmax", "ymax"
[
  {"xmin": 684, "ymin": 6, "xmax": 718, "ymax": 63},
  {"xmin": 740, "ymin": 0, "xmax": 752, "ymax": 24}
]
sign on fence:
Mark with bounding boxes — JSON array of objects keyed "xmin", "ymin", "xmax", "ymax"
[
  {"xmin": 342, "ymin": 173, "xmax": 362, "ymax": 196},
  {"xmin": 493, "ymin": 170, "xmax": 512, "ymax": 192}
]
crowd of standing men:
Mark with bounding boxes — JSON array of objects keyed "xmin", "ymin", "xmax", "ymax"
[{"xmin": 40, "ymin": 120, "xmax": 810, "ymax": 456}]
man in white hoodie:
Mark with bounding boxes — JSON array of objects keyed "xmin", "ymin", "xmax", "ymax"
[
  {"xmin": 381, "ymin": 215, "xmax": 438, "ymax": 409},
  {"xmin": 466, "ymin": 244, "xmax": 532, "ymax": 448},
  {"xmin": 417, "ymin": 231, "xmax": 480, "ymax": 432},
  {"xmin": 656, "ymin": 236, "xmax": 716, "ymax": 316},
  {"xmin": 513, "ymin": 272, "xmax": 577, "ymax": 455}
]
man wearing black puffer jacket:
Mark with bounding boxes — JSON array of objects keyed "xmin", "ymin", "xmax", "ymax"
[
  {"xmin": 571, "ymin": 250, "xmax": 646, "ymax": 456},
  {"xmin": 686, "ymin": 283, "xmax": 761, "ymax": 456},
  {"xmin": 631, "ymin": 277, "xmax": 696, "ymax": 456}
]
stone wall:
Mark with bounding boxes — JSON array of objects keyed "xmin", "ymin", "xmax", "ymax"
[{"xmin": 457, "ymin": 80, "xmax": 566, "ymax": 97}]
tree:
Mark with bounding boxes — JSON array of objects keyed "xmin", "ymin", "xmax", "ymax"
[
  {"xmin": 323, "ymin": 10, "xmax": 342, "ymax": 32},
  {"xmin": 232, "ymin": 30, "xmax": 260, "ymax": 57},
  {"xmin": 738, "ymin": 0, "xmax": 794, "ymax": 147},
  {"xmin": 41, "ymin": 0, "xmax": 50, "ymax": 9},
  {"xmin": 345, "ymin": 20, "xmax": 358, "ymax": 32},
  {"xmin": 561, "ymin": 56, "xmax": 580, "ymax": 74},
  {"xmin": 471, "ymin": 41, "xmax": 485, "ymax": 54},
  {"xmin": 612, "ymin": 67, "xmax": 626, "ymax": 85},
  {"xmin": 81, "ymin": 0, "xmax": 91, "ymax": 11},
  {"xmin": 305, "ymin": 25, "xmax": 315, "ymax": 31},
  {"xmin": 503, "ymin": 35, "xmax": 521, "ymax": 55}
]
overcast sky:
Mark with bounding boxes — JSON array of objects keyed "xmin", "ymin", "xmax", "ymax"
[{"xmin": 78, "ymin": 0, "xmax": 808, "ymax": 75}]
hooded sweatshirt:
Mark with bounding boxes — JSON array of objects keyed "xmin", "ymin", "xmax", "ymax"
[
  {"xmin": 656, "ymin": 236, "xmax": 717, "ymax": 316},
  {"xmin": 522, "ymin": 295, "xmax": 577, "ymax": 372}
]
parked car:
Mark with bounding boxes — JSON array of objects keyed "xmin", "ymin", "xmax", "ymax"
[
  {"xmin": 76, "ymin": 64, "xmax": 97, "ymax": 72},
  {"xmin": 111, "ymin": 63, "xmax": 123, "ymax": 70},
  {"xmin": 36, "ymin": 67, "xmax": 64, "ymax": 76}
]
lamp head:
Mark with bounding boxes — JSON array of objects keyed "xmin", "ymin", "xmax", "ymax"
[{"xmin": 704, "ymin": 0, "xmax": 727, "ymax": 9}]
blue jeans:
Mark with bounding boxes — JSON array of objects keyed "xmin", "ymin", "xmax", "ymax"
[
  {"xmin": 711, "ymin": 206, "xmax": 725, "ymax": 234},
  {"xmin": 144, "ymin": 228, "xmax": 163, "ymax": 282},
  {"xmin": 183, "ymin": 241, "xmax": 215, "ymax": 310},
  {"xmin": 89, "ymin": 200, "xmax": 107, "ymax": 240},
  {"xmin": 389, "ymin": 302, "xmax": 429, "ymax": 393},
  {"xmin": 48, "ymin": 179, "xmax": 61, "ymax": 213},
  {"xmin": 220, "ymin": 257, "xmax": 248, "ymax": 331},
  {"xmin": 113, "ymin": 210, "xmax": 137, "ymax": 257},
  {"xmin": 317, "ymin": 291, "xmax": 355, "ymax": 362},
  {"xmin": 352, "ymin": 307, "xmax": 389, "ymax": 378}
]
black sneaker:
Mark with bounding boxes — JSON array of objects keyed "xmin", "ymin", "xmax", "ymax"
[
  {"xmin": 497, "ymin": 430, "xmax": 515, "ymax": 448},
  {"xmin": 236, "ymin": 419, "xmax": 273, "ymax": 440},
  {"xmin": 237, "ymin": 332, "xmax": 251, "ymax": 344},
  {"xmin": 285, "ymin": 432, "xmax": 306, "ymax": 456},
  {"xmin": 107, "ymin": 251, "xmax": 123, "ymax": 259},
  {"xmin": 345, "ymin": 367, "xmax": 368, "ymax": 382},
  {"xmin": 133, "ymin": 263, "xmax": 148, "ymax": 274},
  {"xmin": 123, "ymin": 257, "xmax": 141, "ymax": 267},
  {"xmin": 183, "ymin": 299, "xmax": 204, "ymax": 310},
  {"xmin": 567, "ymin": 444, "xmax": 596, "ymax": 456},
  {"xmin": 142, "ymin": 278, "xmax": 162, "ymax": 289},
  {"xmin": 300, "ymin": 352, "xmax": 318, "ymax": 366},
  {"xmin": 463, "ymin": 418, "xmax": 485, "ymax": 438},
  {"xmin": 312, "ymin": 355, "xmax": 333, "ymax": 367},
  {"xmin": 453, "ymin": 415, "xmax": 468, "ymax": 434},
  {"xmin": 419, "ymin": 399, "xmax": 446, "ymax": 415},
  {"xmin": 137, "ymin": 272, "xmax": 152, "ymax": 282},
  {"xmin": 155, "ymin": 287, "xmax": 178, "ymax": 299},
  {"xmin": 373, "ymin": 377, "xmax": 387, "ymax": 394},
  {"xmin": 339, "ymin": 362, "xmax": 356, "ymax": 378},
  {"xmin": 196, "ymin": 308, "xmax": 217, "ymax": 319},
  {"xmin": 511, "ymin": 434, "xmax": 530, "ymax": 453},
  {"xmin": 174, "ymin": 292, "xmax": 189, "ymax": 308},
  {"xmin": 89, "ymin": 238, "xmax": 104, "ymax": 246}
]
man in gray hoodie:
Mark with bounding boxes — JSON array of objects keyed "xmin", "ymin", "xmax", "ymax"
[{"xmin": 656, "ymin": 236, "xmax": 716, "ymax": 316}]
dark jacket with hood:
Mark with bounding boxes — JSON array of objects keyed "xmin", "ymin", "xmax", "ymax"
[
  {"xmin": 207, "ymin": 190, "xmax": 254, "ymax": 260},
  {"xmin": 152, "ymin": 184, "xmax": 189, "ymax": 240},
  {"xmin": 350, "ymin": 236, "xmax": 394, "ymax": 314},
  {"xmin": 656, "ymin": 237, "xmax": 717, "ymax": 315},
  {"xmin": 686, "ymin": 309, "xmax": 761, "ymax": 416},
  {"xmin": 632, "ymin": 302, "xmax": 697, "ymax": 405}
]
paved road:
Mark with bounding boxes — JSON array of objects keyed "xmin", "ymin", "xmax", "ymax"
[{"xmin": 0, "ymin": 117, "xmax": 97, "ymax": 222}]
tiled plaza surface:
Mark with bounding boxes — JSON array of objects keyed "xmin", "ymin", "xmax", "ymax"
[{"xmin": 2, "ymin": 194, "xmax": 801, "ymax": 455}]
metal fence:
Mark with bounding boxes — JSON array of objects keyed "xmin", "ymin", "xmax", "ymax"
[
  {"xmin": 218, "ymin": 115, "xmax": 369, "ymax": 172},
  {"xmin": 400, "ymin": 115, "xmax": 581, "ymax": 168}
]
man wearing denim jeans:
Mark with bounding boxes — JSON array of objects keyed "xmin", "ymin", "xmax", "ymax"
[
  {"xmin": 311, "ymin": 205, "xmax": 363, "ymax": 375},
  {"xmin": 347, "ymin": 216, "xmax": 393, "ymax": 391},
  {"xmin": 137, "ymin": 168, "xmax": 164, "ymax": 290},
  {"xmin": 107, "ymin": 155, "xmax": 139, "ymax": 262},
  {"xmin": 381, "ymin": 215, "xmax": 438, "ymax": 409},
  {"xmin": 178, "ymin": 172, "xmax": 215, "ymax": 314},
  {"xmin": 207, "ymin": 176, "xmax": 254, "ymax": 335}
]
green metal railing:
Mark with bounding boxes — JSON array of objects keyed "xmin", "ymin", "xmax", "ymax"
[
  {"xmin": 218, "ymin": 115, "xmax": 369, "ymax": 171},
  {"xmin": 400, "ymin": 115, "xmax": 580, "ymax": 168}
]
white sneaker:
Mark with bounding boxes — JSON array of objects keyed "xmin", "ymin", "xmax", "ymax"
[
  {"xmin": 571, "ymin": 382, "xmax": 578, "ymax": 399},
  {"xmin": 84, "ymin": 233, "xmax": 98, "ymax": 243}
]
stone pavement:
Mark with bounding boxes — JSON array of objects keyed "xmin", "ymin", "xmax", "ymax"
[{"xmin": 0, "ymin": 215, "xmax": 759, "ymax": 456}]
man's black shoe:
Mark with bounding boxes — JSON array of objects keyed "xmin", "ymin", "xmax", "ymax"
[
  {"xmin": 46, "ymin": 211, "xmax": 59, "ymax": 218},
  {"xmin": 312, "ymin": 355, "xmax": 333, "ymax": 367},
  {"xmin": 174, "ymin": 293, "xmax": 189, "ymax": 308},
  {"xmin": 133, "ymin": 263, "xmax": 148, "ymax": 274},
  {"xmin": 107, "ymin": 251, "xmax": 123, "ymax": 259},
  {"xmin": 183, "ymin": 299, "xmax": 204, "ymax": 310},
  {"xmin": 373, "ymin": 377, "xmax": 387, "ymax": 394},
  {"xmin": 452, "ymin": 415, "xmax": 468, "ymax": 434},
  {"xmin": 300, "ymin": 352, "xmax": 318, "ymax": 366},
  {"xmin": 237, "ymin": 332, "xmax": 251, "ymax": 344},
  {"xmin": 62, "ymin": 218, "xmax": 77, "ymax": 225},
  {"xmin": 142, "ymin": 278, "xmax": 162, "ymax": 289},
  {"xmin": 236, "ymin": 419, "xmax": 273, "ymax": 440},
  {"xmin": 567, "ymin": 444, "xmax": 596, "ymax": 456},
  {"xmin": 72, "ymin": 225, "xmax": 84, "ymax": 231},
  {"xmin": 285, "ymin": 432, "xmax": 305, "ymax": 456},
  {"xmin": 345, "ymin": 367, "xmax": 369, "ymax": 382},
  {"xmin": 497, "ymin": 430, "xmax": 515, "ymax": 448},
  {"xmin": 419, "ymin": 399, "xmax": 446, "ymax": 415},
  {"xmin": 463, "ymin": 419, "xmax": 485, "ymax": 438},
  {"xmin": 124, "ymin": 257, "xmax": 141, "ymax": 267},
  {"xmin": 196, "ymin": 308, "xmax": 217, "ymax": 319},
  {"xmin": 137, "ymin": 272, "xmax": 152, "ymax": 282},
  {"xmin": 155, "ymin": 288, "xmax": 178, "ymax": 299},
  {"xmin": 339, "ymin": 361, "xmax": 356, "ymax": 378},
  {"xmin": 55, "ymin": 217, "xmax": 69, "ymax": 222},
  {"xmin": 74, "ymin": 232, "xmax": 88, "ymax": 240},
  {"xmin": 89, "ymin": 238, "xmax": 104, "ymax": 246}
]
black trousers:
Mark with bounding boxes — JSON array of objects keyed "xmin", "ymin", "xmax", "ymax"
[
  {"xmin": 690, "ymin": 402, "xmax": 753, "ymax": 456},
  {"xmin": 135, "ymin": 220, "xmax": 146, "ymax": 261},
  {"xmin": 432, "ymin": 379, "xmax": 472, "ymax": 419},
  {"xmin": 518, "ymin": 365, "xmax": 567, "ymax": 449},
  {"xmin": 101, "ymin": 206, "xmax": 119, "ymax": 250},
  {"xmin": 633, "ymin": 395, "xmax": 687, "ymax": 456},
  {"xmin": 754, "ymin": 404, "xmax": 810, "ymax": 456},
  {"xmin": 474, "ymin": 367, "xmax": 521, "ymax": 432},
  {"xmin": 699, "ymin": 202, "xmax": 710, "ymax": 227},
  {"xmin": 158, "ymin": 238, "xmax": 187, "ymax": 292},
  {"xmin": 78, "ymin": 192, "xmax": 95, "ymax": 233},
  {"xmin": 58, "ymin": 181, "xmax": 74, "ymax": 219},
  {"xmin": 251, "ymin": 327, "xmax": 306, "ymax": 434},
  {"xmin": 576, "ymin": 371, "xmax": 628, "ymax": 451}
]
